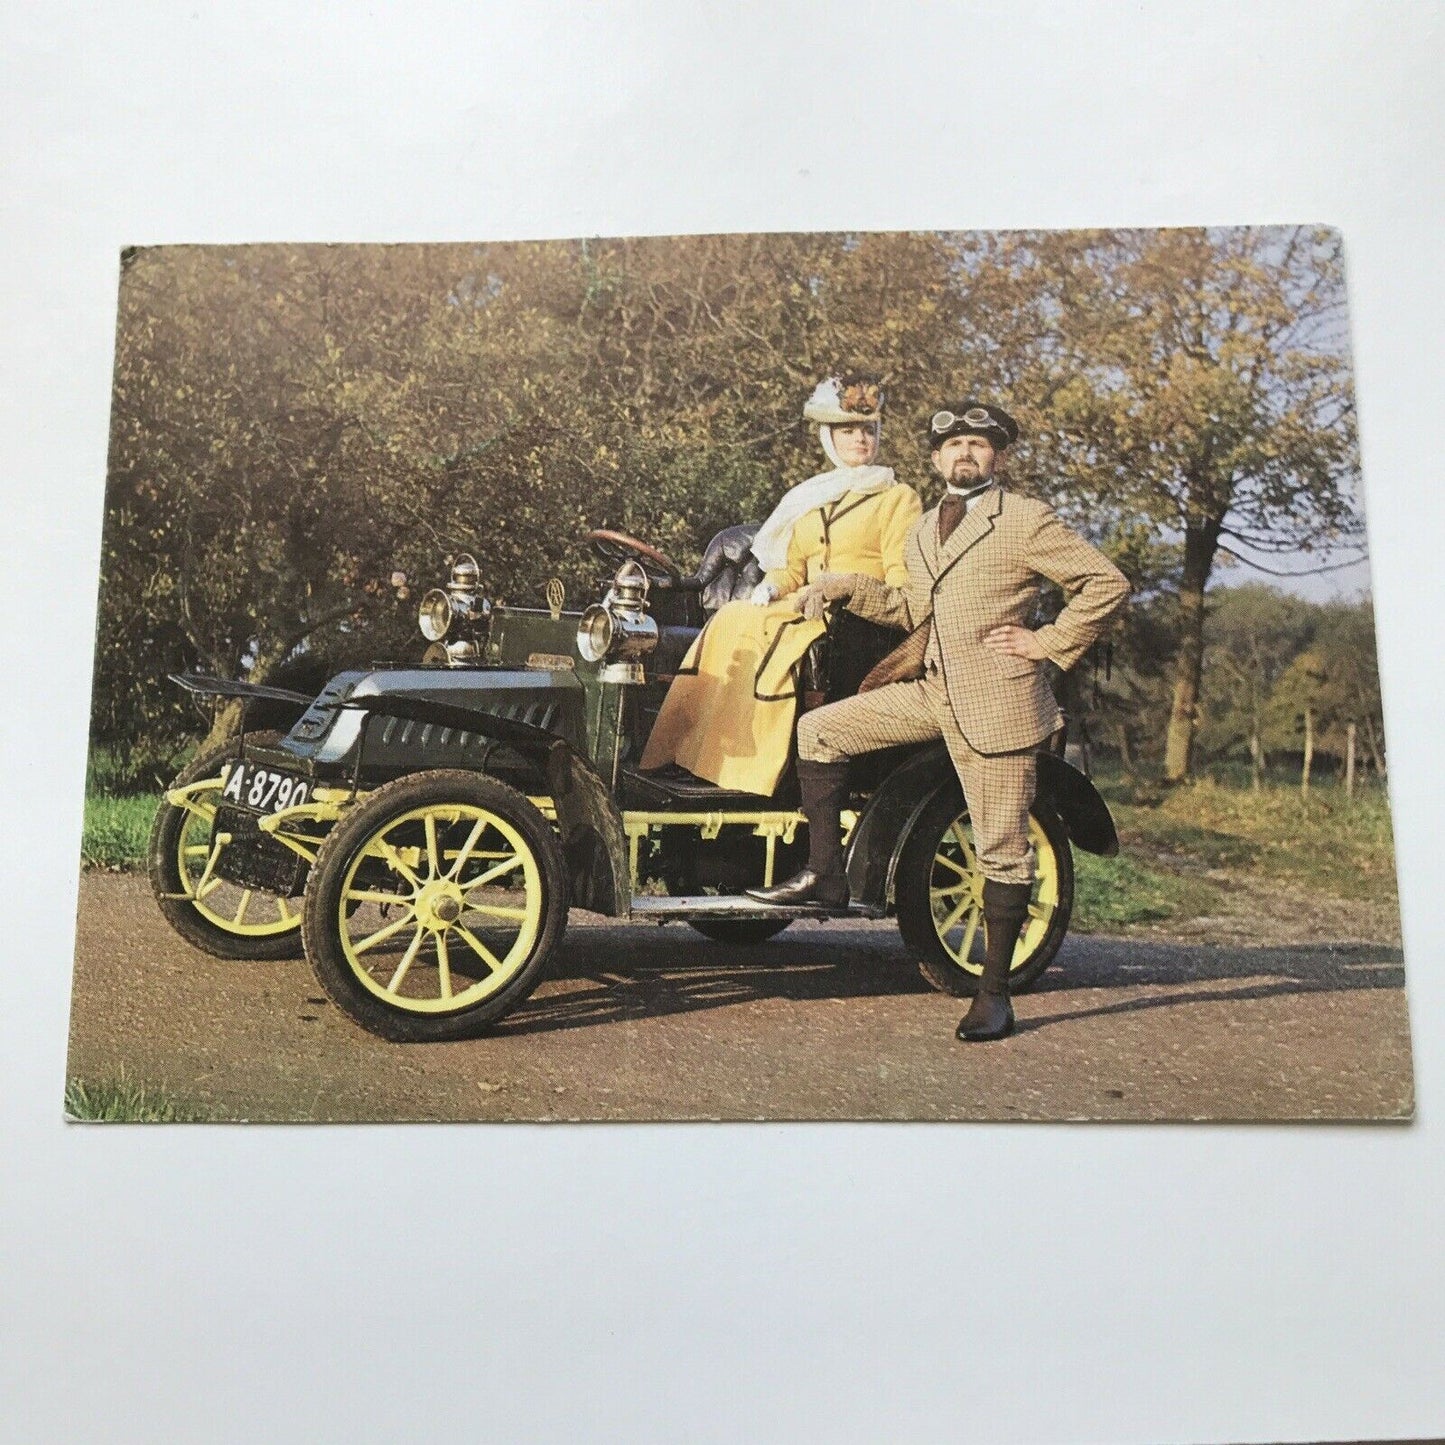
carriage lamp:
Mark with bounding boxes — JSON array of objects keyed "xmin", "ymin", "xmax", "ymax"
[
  {"xmin": 577, "ymin": 559, "xmax": 658, "ymax": 683},
  {"xmin": 418, "ymin": 551, "xmax": 492, "ymax": 647}
]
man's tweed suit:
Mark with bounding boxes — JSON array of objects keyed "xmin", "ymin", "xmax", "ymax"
[{"xmin": 797, "ymin": 483, "xmax": 1130, "ymax": 884}]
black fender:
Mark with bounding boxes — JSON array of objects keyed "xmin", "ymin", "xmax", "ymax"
[
  {"xmin": 1037, "ymin": 752, "xmax": 1119, "ymax": 857},
  {"xmin": 845, "ymin": 742, "xmax": 1118, "ymax": 911},
  {"xmin": 845, "ymin": 744, "xmax": 956, "ymax": 910},
  {"xmin": 340, "ymin": 693, "xmax": 631, "ymax": 917}
]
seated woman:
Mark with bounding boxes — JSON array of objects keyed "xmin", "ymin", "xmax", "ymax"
[{"xmin": 639, "ymin": 375, "xmax": 922, "ymax": 796}]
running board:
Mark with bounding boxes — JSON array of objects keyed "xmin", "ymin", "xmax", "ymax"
[{"xmin": 627, "ymin": 895, "xmax": 886, "ymax": 924}]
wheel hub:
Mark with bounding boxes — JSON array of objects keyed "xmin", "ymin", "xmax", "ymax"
[{"xmin": 415, "ymin": 880, "xmax": 465, "ymax": 930}]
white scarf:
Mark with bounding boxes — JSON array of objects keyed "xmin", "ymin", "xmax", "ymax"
[{"xmin": 749, "ymin": 426, "xmax": 895, "ymax": 572}]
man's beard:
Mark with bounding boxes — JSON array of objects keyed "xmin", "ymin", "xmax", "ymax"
[{"xmin": 951, "ymin": 461, "xmax": 989, "ymax": 484}]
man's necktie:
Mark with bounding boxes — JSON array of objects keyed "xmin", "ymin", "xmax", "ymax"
[{"xmin": 937, "ymin": 493, "xmax": 966, "ymax": 544}]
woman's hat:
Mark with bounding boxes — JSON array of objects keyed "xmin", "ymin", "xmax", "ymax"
[
  {"xmin": 803, "ymin": 374, "xmax": 885, "ymax": 425},
  {"xmin": 925, "ymin": 401, "xmax": 1019, "ymax": 451}
]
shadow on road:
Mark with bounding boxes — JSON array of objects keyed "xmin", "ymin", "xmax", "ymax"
[{"xmin": 496, "ymin": 925, "xmax": 1405, "ymax": 1038}]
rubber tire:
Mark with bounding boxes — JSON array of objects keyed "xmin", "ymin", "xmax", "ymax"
[
  {"xmin": 302, "ymin": 770, "xmax": 568, "ymax": 1042},
  {"xmin": 148, "ymin": 730, "xmax": 306, "ymax": 961},
  {"xmin": 895, "ymin": 792, "xmax": 1073, "ymax": 997},
  {"xmin": 686, "ymin": 917, "xmax": 793, "ymax": 946}
]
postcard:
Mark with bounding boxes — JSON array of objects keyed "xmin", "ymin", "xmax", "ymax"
[{"xmin": 65, "ymin": 228, "xmax": 1410, "ymax": 1121}]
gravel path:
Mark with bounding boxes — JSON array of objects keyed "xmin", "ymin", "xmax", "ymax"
[{"xmin": 66, "ymin": 873, "xmax": 1414, "ymax": 1123}]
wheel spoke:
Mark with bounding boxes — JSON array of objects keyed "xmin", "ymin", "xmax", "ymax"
[
  {"xmin": 277, "ymin": 897, "xmax": 293, "ymax": 920},
  {"xmin": 445, "ymin": 817, "xmax": 489, "ymax": 881},
  {"xmin": 930, "ymin": 880, "xmax": 971, "ymax": 901},
  {"xmin": 233, "ymin": 890, "xmax": 252, "ymax": 925},
  {"xmin": 436, "ymin": 933, "xmax": 453, "ymax": 1000},
  {"xmin": 460, "ymin": 853, "xmax": 524, "ymax": 891},
  {"xmin": 386, "ymin": 927, "xmax": 426, "ymax": 993},
  {"xmin": 369, "ymin": 839, "xmax": 425, "ymax": 890},
  {"xmin": 453, "ymin": 924, "xmax": 503, "ymax": 973},
  {"xmin": 345, "ymin": 887, "xmax": 418, "ymax": 907},
  {"xmin": 424, "ymin": 813, "xmax": 440, "ymax": 879},
  {"xmin": 949, "ymin": 820, "xmax": 977, "ymax": 866},
  {"xmin": 464, "ymin": 902, "xmax": 530, "ymax": 922},
  {"xmin": 350, "ymin": 909, "xmax": 418, "ymax": 955},
  {"xmin": 932, "ymin": 852, "xmax": 971, "ymax": 882},
  {"xmin": 188, "ymin": 837, "xmax": 228, "ymax": 901},
  {"xmin": 957, "ymin": 908, "xmax": 982, "ymax": 963},
  {"xmin": 938, "ymin": 895, "xmax": 975, "ymax": 935}
]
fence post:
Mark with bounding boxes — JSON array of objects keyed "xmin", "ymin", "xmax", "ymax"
[
  {"xmin": 1301, "ymin": 705, "xmax": 1314, "ymax": 798},
  {"xmin": 1345, "ymin": 720, "xmax": 1357, "ymax": 801}
]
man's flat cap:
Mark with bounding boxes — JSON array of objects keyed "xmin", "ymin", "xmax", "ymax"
[{"xmin": 925, "ymin": 401, "xmax": 1019, "ymax": 451}]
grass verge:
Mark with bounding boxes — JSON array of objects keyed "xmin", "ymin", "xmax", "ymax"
[
  {"xmin": 1099, "ymin": 775, "xmax": 1398, "ymax": 906},
  {"xmin": 1072, "ymin": 851, "xmax": 1220, "ymax": 933},
  {"xmin": 64, "ymin": 1076, "xmax": 226, "ymax": 1123},
  {"xmin": 82, "ymin": 793, "xmax": 155, "ymax": 870}
]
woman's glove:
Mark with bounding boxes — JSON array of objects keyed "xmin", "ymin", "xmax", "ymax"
[
  {"xmin": 748, "ymin": 580, "xmax": 779, "ymax": 606},
  {"xmin": 794, "ymin": 572, "xmax": 859, "ymax": 621}
]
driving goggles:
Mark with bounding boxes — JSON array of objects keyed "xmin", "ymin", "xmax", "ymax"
[{"xmin": 930, "ymin": 407, "xmax": 997, "ymax": 435}]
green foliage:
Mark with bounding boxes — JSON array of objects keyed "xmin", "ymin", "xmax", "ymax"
[
  {"xmin": 1102, "ymin": 773, "xmax": 1397, "ymax": 905},
  {"xmin": 1070, "ymin": 770, "xmax": 1397, "ymax": 936},
  {"xmin": 65, "ymin": 1075, "xmax": 224, "ymax": 1123},
  {"xmin": 95, "ymin": 230, "xmax": 1367, "ymax": 774},
  {"xmin": 1073, "ymin": 851, "xmax": 1219, "ymax": 931},
  {"xmin": 1154, "ymin": 777, "xmax": 1395, "ymax": 901},
  {"xmin": 87, "ymin": 741, "xmax": 193, "ymax": 796},
  {"xmin": 81, "ymin": 793, "xmax": 156, "ymax": 869}
]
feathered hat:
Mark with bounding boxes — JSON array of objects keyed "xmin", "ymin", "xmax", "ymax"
[{"xmin": 803, "ymin": 373, "xmax": 885, "ymax": 425}]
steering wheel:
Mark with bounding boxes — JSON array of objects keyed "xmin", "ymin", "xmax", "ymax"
[{"xmin": 585, "ymin": 528, "xmax": 684, "ymax": 585}]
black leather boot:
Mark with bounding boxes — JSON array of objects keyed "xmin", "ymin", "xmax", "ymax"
[
  {"xmin": 745, "ymin": 759, "xmax": 851, "ymax": 908},
  {"xmin": 956, "ymin": 879, "xmax": 1032, "ymax": 1042}
]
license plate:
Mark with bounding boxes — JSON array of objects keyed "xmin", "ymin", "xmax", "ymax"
[{"xmin": 220, "ymin": 760, "xmax": 312, "ymax": 814}]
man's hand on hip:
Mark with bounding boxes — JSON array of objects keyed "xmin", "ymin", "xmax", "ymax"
[{"xmin": 982, "ymin": 625, "xmax": 1048, "ymax": 662}]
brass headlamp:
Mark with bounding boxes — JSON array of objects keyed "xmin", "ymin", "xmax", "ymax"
[
  {"xmin": 418, "ymin": 552, "xmax": 492, "ymax": 661},
  {"xmin": 577, "ymin": 560, "xmax": 659, "ymax": 683}
]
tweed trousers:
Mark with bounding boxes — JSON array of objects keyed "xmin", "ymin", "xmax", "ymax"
[{"xmin": 797, "ymin": 671, "xmax": 1038, "ymax": 885}]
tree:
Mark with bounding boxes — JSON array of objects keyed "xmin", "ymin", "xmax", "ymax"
[
  {"xmin": 961, "ymin": 226, "xmax": 1363, "ymax": 780},
  {"xmin": 1196, "ymin": 583, "xmax": 1317, "ymax": 785},
  {"xmin": 95, "ymin": 235, "xmax": 989, "ymax": 761}
]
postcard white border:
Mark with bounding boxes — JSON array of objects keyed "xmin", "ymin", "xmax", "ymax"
[{"xmin": 3, "ymin": 4, "xmax": 1442, "ymax": 1441}]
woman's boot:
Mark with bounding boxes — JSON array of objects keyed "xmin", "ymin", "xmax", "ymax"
[
  {"xmin": 956, "ymin": 879, "xmax": 1031, "ymax": 1042},
  {"xmin": 745, "ymin": 759, "xmax": 851, "ymax": 907}
]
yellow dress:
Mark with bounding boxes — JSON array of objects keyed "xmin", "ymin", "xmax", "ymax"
[{"xmin": 639, "ymin": 483, "xmax": 922, "ymax": 795}]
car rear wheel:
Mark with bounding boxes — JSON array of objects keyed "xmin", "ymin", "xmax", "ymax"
[
  {"xmin": 895, "ymin": 792, "xmax": 1073, "ymax": 996},
  {"xmin": 148, "ymin": 731, "xmax": 307, "ymax": 960},
  {"xmin": 303, "ymin": 771, "xmax": 568, "ymax": 1041}
]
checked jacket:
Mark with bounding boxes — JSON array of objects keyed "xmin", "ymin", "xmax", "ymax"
[{"xmin": 842, "ymin": 484, "xmax": 1130, "ymax": 757}]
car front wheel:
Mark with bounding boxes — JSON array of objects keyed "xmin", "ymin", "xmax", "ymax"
[{"xmin": 302, "ymin": 771, "xmax": 568, "ymax": 1041}]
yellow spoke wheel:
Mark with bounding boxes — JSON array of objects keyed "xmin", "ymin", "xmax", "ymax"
[
  {"xmin": 303, "ymin": 771, "xmax": 567, "ymax": 1042},
  {"xmin": 148, "ymin": 731, "xmax": 306, "ymax": 961},
  {"xmin": 895, "ymin": 791, "xmax": 1074, "ymax": 998}
]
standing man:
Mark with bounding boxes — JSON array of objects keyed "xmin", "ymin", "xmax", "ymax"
[{"xmin": 746, "ymin": 402, "xmax": 1130, "ymax": 1041}]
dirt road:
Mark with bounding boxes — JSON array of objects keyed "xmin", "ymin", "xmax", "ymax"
[{"xmin": 66, "ymin": 873, "xmax": 1413, "ymax": 1122}]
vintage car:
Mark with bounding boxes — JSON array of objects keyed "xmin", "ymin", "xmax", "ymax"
[{"xmin": 149, "ymin": 525, "xmax": 1120, "ymax": 1041}]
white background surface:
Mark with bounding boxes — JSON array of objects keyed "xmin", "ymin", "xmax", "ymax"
[{"xmin": 3, "ymin": 4, "xmax": 1442, "ymax": 1441}]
